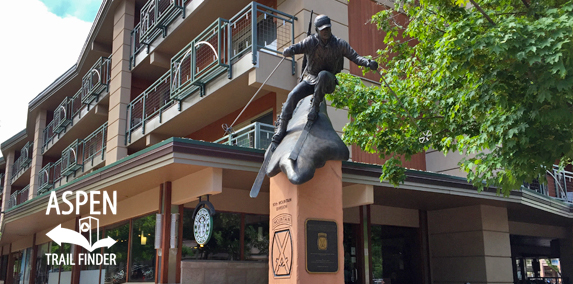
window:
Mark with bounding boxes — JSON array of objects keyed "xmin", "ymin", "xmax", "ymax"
[
  {"xmin": 103, "ymin": 222, "xmax": 129, "ymax": 283},
  {"xmin": 80, "ymin": 230, "xmax": 103, "ymax": 283},
  {"xmin": 182, "ymin": 209, "xmax": 269, "ymax": 261},
  {"xmin": 130, "ymin": 214, "xmax": 156, "ymax": 282},
  {"xmin": 35, "ymin": 243, "xmax": 50, "ymax": 284},
  {"xmin": 244, "ymin": 214, "xmax": 269, "ymax": 261}
]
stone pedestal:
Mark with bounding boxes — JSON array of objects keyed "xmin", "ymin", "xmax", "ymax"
[{"xmin": 269, "ymin": 160, "xmax": 343, "ymax": 284}]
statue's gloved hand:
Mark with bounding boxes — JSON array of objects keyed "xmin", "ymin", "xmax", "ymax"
[
  {"xmin": 369, "ymin": 59, "xmax": 379, "ymax": 70},
  {"xmin": 283, "ymin": 47, "xmax": 294, "ymax": 57}
]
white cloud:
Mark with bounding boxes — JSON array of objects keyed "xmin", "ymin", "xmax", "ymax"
[{"xmin": 0, "ymin": 0, "xmax": 92, "ymax": 157}]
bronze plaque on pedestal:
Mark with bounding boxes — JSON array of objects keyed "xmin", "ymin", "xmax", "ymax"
[{"xmin": 305, "ymin": 219, "xmax": 338, "ymax": 273}]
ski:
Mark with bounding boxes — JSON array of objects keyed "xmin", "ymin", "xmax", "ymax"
[
  {"xmin": 288, "ymin": 119, "xmax": 315, "ymax": 161},
  {"xmin": 250, "ymin": 143, "xmax": 278, "ymax": 198}
]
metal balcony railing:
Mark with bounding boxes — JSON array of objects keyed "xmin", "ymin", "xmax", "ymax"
[
  {"xmin": 11, "ymin": 142, "xmax": 33, "ymax": 182},
  {"xmin": 126, "ymin": 71, "xmax": 173, "ymax": 143},
  {"xmin": 37, "ymin": 123, "xmax": 107, "ymax": 198},
  {"xmin": 7, "ymin": 185, "xmax": 30, "ymax": 210},
  {"xmin": 53, "ymin": 97, "xmax": 72, "ymax": 134},
  {"xmin": 131, "ymin": 0, "xmax": 188, "ymax": 68},
  {"xmin": 522, "ymin": 165, "xmax": 573, "ymax": 203},
  {"xmin": 38, "ymin": 163, "xmax": 54, "ymax": 195},
  {"xmin": 61, "ymin": 139, "xmax": 83, "ymax": 177},
  {"xmin": 126, "ymin": 2, "xmax": 295, "ymax": 142},
  {"xmin": 140, "ymin": 0, "xmax": 186, "ymax": 44},
  {"xmin": 215, "ymin": 122, "xmax": 274, "ymax": 150},
  {"xmin": 81, "ymin": 56, "xmax": 111, "ymax": 105},
  {"xmin": 82, "ymin": 123, "xmax": 107, "ymax": 166},
  {"xmin": 228, "ymin": 2, "xmax": 295, "ymax": 66},
  {"xmin": 170, "ymin": 17, "xmax": 231, "ymax": 101},
  {"xmin": 42, "ymin": 57, "xmax": 110, "ymax": 154}
]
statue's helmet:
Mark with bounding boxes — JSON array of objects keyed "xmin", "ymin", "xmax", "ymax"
[{"xmin": 314, "ymin": 15, "xmax": 331, "ymax": 31}]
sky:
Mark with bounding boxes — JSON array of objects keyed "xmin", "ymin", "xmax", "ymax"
[{"xmin": 0, "ymin": 0, "xmax": 98, "ymax": 157}]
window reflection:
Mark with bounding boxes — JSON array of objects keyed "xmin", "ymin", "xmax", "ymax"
[
  {"xmin": 130, "ymin": 214, "xmax": 156, "ymax": 282},
  {"xmin": 104, "ymin": 222, "xmax": 129, "ymax": 284},
  {"xmin": 244, "ymin": 214, "xmax": 269, "ymax": 261}
]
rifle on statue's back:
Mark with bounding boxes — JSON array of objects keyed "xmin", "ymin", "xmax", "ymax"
[{"xmin": 299, "ymin": 10, "xmax": 313, "ymax": 82}]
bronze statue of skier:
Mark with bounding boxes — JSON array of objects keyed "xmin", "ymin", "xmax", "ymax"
[
  {"xmin": 271, "ymin": 14, "xmax": 378, "ymax": 145},
  {"xmin": 249, "ymin": 14, "xmax": 378, "ymax": 197}
]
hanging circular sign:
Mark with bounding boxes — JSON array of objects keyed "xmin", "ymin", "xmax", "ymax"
[{"xmin": 193, "ymin": 207, "xmax": 213, "ymax": 245}]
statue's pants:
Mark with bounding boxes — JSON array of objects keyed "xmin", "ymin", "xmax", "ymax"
[{"xmin": 279, "ymin": 71, "xmax": 337, "ymax": 121}]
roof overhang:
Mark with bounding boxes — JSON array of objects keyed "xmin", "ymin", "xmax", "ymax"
[{"xmin": 2, "ymin": 138, "xmax": 571, "ymax": 245}]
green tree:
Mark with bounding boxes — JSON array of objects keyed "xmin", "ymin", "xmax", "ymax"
[{"xmin": 330, "ymin": 0, "xmax": 573, "ymax": 195}]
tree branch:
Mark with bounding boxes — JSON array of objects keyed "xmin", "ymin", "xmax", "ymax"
[
  {"xmin": 469, "ymin": 0, "xmax": 496, "ymax": 26},
  {"xmin": 521, "ymin": 0, "xmax": 530, "ymax": 8},
  {"xmin": 416, "ymin": 116, "xmax": 445, "ymax": 120}
]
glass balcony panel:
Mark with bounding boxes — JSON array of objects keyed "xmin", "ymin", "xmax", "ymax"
[{"xmin": 215, "ymin": 122, "xmax": 274, "ymax": 150}]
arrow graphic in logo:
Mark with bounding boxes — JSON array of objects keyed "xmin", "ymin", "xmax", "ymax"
[{"xmin": 46, "ymin": 224, "xmax": 117, "ymax": 252}]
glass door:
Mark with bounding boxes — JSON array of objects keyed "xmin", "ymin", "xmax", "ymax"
[{"xmin": 343, "ymin": 223, "xmax": 360, "ymax": 284}]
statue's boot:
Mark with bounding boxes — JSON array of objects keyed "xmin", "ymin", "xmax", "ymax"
[
  {"xmin": 272, "ymin": 117, "xmax": 289, "ymax": 144},
  {"xmin": 307, "ymin": 96, "xmax": 322, "ymax": 121}
]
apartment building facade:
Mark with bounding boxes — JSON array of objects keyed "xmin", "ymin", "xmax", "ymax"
[{"xmin": 0, "ymin": 0, "xmax": 571, "ymax": 283}]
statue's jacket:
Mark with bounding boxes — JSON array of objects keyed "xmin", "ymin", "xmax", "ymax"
[{"xmin": 290, "ymin": 34, "xmax": 372, "ymax": 84}]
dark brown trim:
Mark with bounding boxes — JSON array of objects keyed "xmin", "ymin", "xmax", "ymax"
[
  {"xmin": 29, "ymin": 234, "xmax": 37, "ymax": 284},
  {"xmin": 72, "ymin": 216, "xmax": 81, "ymax": 284},
  {"xmin": 156, "ymin": 185, "xmax": 163, "ymax": 284},
  {"xmin": 160, "ymin": 182, "xmax": 172, "ymax": 284},
  {"xmin": 6, "ymin": 244, "xmax": 13, "ymax": 284},
  {"xmin": 98, "ymin": 230, "xmax": 104, "ymax": 284},
  {"xmin": 176, "ymin": 204, "xmax": 184, "ymax": 283},
  {"xmin": 366, "ymin": 205, "xmax": 373, "ymax": 284},
  {"xmin": 358, "ymin": 206, "xmax": 366, "ymax": 284},
  {"xmin": 419, "ymin": 210, "xmax": 432, "ymax": 284},
  {"xmin": 126, "ymin": 219, "xmax": 133, "ymax": 283},
  {"xmin": 0, "ymin": 245, "xmax": 3, "ymax": 281},
  {"xmin": 240, "ymin": 213, "xmax": 245, "ymax": 260}
]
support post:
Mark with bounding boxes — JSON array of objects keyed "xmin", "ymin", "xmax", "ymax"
[{"xmin": 160, "ymin": 182, "xmax": 172, "ymax": 284}]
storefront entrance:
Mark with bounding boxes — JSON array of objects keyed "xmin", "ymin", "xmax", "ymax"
[
  {"xmin": 343, "ymin": 222, "xmax": 422, "ymax": 284},
  {"xmin": 371, "ymin": 225, "xmax": 421, "ymax": 284}
]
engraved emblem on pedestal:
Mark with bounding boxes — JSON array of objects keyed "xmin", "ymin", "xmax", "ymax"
[
  {"xmin": 317, "ymin": 232, "xmax": 328, "ymax": 251},
  {"xmin": 272, "ymin": 229, "xmax": 293, "ymax": 277},
  {"xmin": 271, "ymin": 213, "xmax": 293, "ymax": 277}
]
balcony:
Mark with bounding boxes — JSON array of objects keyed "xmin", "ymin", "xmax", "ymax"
[
  {"xmin": 11, "ymin": 142, "xmax": 33, "ymax": 184},
  {"xmin": 36, "ymin": 123, "xmax": 108, "ymax": 196},
  {"xmin": 126, "ymin": 2, "xmax": 295, "ymax": 145},
  {"xmin": 522, "ymin": 165, "xmax": 573, "ymax": 203},
  {"xmin": 42, "ymin": 56, "xmax": 111, "ymax": 154},
  {"xmin": 132, "ymin": 0, "xmax": 187, "ymax": 61},
  {"xmin": 215, "ymin": 122, "xmax": 273, "ymax": 150},
  {"xmin": 7, "ymin": 185, "xmax": 29, "ymax": 210}
]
